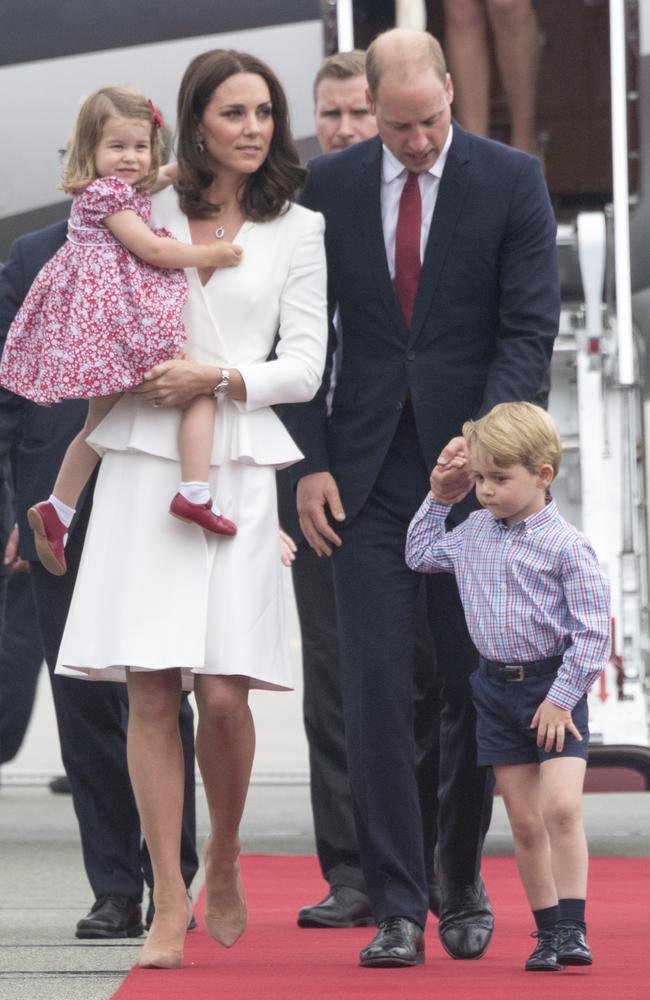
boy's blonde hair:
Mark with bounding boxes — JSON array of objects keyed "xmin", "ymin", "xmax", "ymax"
[
  {"xmin": 61, "ymin": 85, "xmax": 162, "ymax": 194},
  {"xmin": 463, "ymin": 402, "xmax": 562, "ymax": 477}
]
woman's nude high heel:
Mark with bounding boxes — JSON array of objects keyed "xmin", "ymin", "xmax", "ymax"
[
  {"xmin": 203, "ymin": 835, "xmax": 248, "ymax": 948},
  {"xmin": 138, "ymin": 895, "xmax": 192, "ymax": 969}
]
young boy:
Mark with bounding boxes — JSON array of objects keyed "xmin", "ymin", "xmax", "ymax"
[{"xmin": 406, "ymin": 402, "xmax": 610, "ymax": 972}]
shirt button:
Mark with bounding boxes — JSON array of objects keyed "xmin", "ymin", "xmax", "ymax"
[{"xmin": 407, "ymin": 350, "xmax": 416, "ymax": 361}]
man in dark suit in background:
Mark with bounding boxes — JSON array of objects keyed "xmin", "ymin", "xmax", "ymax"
[
  {"xmin": 0, "ymin": 220, "xmax": 199, "ymax": 937},
  {"xmin": 283, "ymin": 29, "xmax": 559, "ymax": 968}
]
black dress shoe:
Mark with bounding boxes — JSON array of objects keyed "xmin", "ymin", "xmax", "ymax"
[
  {"xmin": 298, "ymin": 886, "xmax": 374, "ymax": 928},
  {"xmin": 145, "ymin": 890, "xmax": 197, "ymax": 931},
  {"xmin": 359, "ymin": 917, "xmax": 425, "ymax": 967},
  {"xmin": 556, "ymin": 925, "xmax": 592, "ymax": 965},
  {"xmin": 75, "ymin": 893, "xmax": 144, "ymax": 939},
  {"xmin": 48, "ymin": 774, "xmax": 71, "ymax": 794},
  {"xmin": 438, "ymin": 875, "xmax": 494, "ymax": 960},
  {"xmin": 525, "ymin": 929, "xmax": 564, "ymax": 971}
]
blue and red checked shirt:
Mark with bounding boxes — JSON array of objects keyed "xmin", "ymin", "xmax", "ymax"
[{"xmin": 405, "ymin": 496, "xmax": 611, "ymax": 710}]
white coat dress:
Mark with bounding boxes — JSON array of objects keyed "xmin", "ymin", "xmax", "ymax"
[{"xmin": 55, "ymin": 188, "xmax": 327, "ymax": 690}]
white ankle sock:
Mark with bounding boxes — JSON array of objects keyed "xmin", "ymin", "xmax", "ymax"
[
  {"xmin": 179, "ymin": 481, "xmax": 211, "ymax": 506},
  {"xmin": 49, "ymin": 494, "xmax": 76, "ymax": 528}
]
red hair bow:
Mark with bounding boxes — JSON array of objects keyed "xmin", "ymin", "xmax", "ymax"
[{"xmin": 147, "ymin": 99, "xmax": 163, "ymax": 129}]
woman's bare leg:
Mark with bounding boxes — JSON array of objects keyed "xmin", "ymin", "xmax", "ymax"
[
  {"xmin": 52, "ymin": 394, "xmax": 122, "ymax": 507},
  {"xmin": 444, "ymin": 0, "xmax": 492, "ymax": 135},
  {"xmin": 487, "ymin": 0, "xmax": 541, "ymax": 154},
  {"xmin": 126, "ymin": 668, "xmax": 189, "ymax": 968},
  {"xmin": 194, "ymin": 673, "xmax": 255, "ymax": 947}
]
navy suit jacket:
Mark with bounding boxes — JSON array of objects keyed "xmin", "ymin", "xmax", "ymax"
[
  {"xmin": 285, "ymin": 125, "xmax": 560, "ymax": 525},
  {"xmin": 0, "ymin": 221, "xmax": 87, "ymax": 562}
]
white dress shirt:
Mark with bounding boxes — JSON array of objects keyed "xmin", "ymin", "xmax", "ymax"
[{"xmin": 380, "ymin": 125, "xmax": 453, "ymax": 278}]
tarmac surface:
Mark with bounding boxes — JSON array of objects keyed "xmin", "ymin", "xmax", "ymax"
[{"xmin": 0, "ymin": 782, "xmax": 648, "ymax": 1000}]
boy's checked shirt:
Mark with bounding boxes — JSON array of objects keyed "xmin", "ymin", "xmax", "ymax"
[{"xmin": 405, "ymin": 496, "xmax": 611, "ymax": 711}]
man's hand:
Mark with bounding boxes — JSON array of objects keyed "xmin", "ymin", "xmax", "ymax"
[
  {"xmin": 530, "ymin": 698, "xmax": 582, "ymax": 753},
  {"xmin": 429, "ymin": 436, "xmax": 474, "ymax": 504},
  {"xmin": 296, "ymin": 472, "xmax": 345, "ymax": 557},
  {"xmin": 3, "ymin": 525, "xmax": 29, "ymax": 573},
  {"xmin": 129, "ymin": 359, "xmax": 214, "ymax": 407}
]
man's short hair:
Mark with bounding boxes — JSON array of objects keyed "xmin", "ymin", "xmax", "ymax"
[
  {"xmin": 313, "ymin": 50, "xmax": 368, "ymax": 102},
  {"xmin": 463, "ymin": 402, "xmax": 562, "ymax": 477},
  {"xmin": 366, "ymin": 30, "xmax": 447, "ymax": 98}
]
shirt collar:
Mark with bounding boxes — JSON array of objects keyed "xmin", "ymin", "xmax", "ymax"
[
  {"xmin": 490, "ymin": 497, "xmax": 560, "ymax": 533},
  {"xmin": 381, "ymin": 124, "xmax": 454, "ymax": 185}
]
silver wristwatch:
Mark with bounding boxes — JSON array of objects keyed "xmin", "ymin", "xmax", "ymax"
[{"xmin": 212, "ymin": 368, "xmax": 231, "ymax": 398}]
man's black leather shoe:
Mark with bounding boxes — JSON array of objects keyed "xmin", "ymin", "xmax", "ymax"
[
  {"xmin": 359, "ymin": 916, "xmax": 425, "ymax": 967},
  {"xmin": 298, "ymin": 886, "xmax": 374, "ymax": 928},
  {"xmin": 556, "ymin": 925, "xmax": 592, "ymax": 965},
  {"xmin": 75, "ymin": 893, "xmax": 144, "ymax": 939},
  {"xmin": 438, "ymin": 875, "xmax": 494, "ymax": 960},
  {"xmin": 145, "ymin": 890, "xmax": 197, "ymax": 931},
  {"xmin": 525, "ymin": 929, "xmax": 564, "ymax": 971}
]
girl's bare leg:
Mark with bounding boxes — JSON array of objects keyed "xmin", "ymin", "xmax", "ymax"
[
  {"xmin": 52, "ymin": 394, "xmax": 122, "ymax": 508},
  {"xmin": 539, "ymin": 757, "xmax": 588, "ymax": 899},
  {"xmin": 194, "ymin": 673, "xmax": 255, "ymax": 947},
  {"xmin": 494, "ymin": 763, "xmax": 558, "ymax": 910},
  {"xmin": 178, "ymin": 394, "xmax": 216, "ymax": 482},
  {"xmin": 443, "ymin": 0, "xmax": 491, "ymax": 135},
  {"xmin": 126, "ymin": 669, "xmax": 189, "ymax": 968}
]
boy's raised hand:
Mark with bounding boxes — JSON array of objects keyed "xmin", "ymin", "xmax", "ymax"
[
  {"xmin": 531, "ymin": 698, "xmax": 583, "ymax": 753},
  {"xmin": 430, "ymin": 436, "xmax": 474, "ymax": 504}
]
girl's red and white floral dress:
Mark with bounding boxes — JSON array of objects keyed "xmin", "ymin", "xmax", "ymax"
[{"xmin": 0, "ymin": 176, "xmax": 187, "ymax": 404}]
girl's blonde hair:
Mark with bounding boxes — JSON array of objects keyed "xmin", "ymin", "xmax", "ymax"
[
  {"xmin": 61, "ymin": 85, "xmax": 162, "ymax": 194},
  {"xmin": 463, "ymin": 402, "xmax": 562, "ymax": 477}
]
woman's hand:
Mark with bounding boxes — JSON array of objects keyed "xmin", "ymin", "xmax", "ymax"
[
  {"xmin": 279, "ymin": 528, "xmax": 297, "ymax": 567},
  {"xmin": 129, "ymin": 359, "xmax": 217, "ymax": 406}
]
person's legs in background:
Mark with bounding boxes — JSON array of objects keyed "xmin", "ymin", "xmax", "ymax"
[
  {"xmin": 0, "ymin": 569, "xmax": 44, "ymax": 766},
  {"xmin": 444, "ymin": 0, "xmax": 541, "ymax": 155}
]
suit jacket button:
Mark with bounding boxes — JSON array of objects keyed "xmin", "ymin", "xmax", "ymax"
[
  {"xmin": 407, "ymin": 350, "xmax": 416, "ymax": 361},
  {"xmin": 395, "ymin": 401, "xmax": 403, "ymax": 411}
]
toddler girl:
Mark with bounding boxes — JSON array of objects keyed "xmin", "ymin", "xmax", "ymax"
[{"xmin": 0, "ymin": 85, "xmax": 240, "ymax": 575}]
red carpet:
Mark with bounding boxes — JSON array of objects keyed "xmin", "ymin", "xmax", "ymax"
[{"xmin": 114, "ymin": 855, "xmax": 649, "ymax": 999}]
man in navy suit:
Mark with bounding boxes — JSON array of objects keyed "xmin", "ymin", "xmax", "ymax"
[
  {"xmin": 0, "ymin": 221, "xmax": 198, "ymax": 937},
  {"xmin": 283, "ymin": 29, "xmax": 559, "ymax": 967}
]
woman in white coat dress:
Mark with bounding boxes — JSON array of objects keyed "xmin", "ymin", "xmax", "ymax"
[{"xmin": 56, "ymin": 50, "xmax": 327, "ymax": 968}]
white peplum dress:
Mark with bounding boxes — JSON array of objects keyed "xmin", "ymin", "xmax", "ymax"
[{"xmin": 55, "ymin": 188, "xmax": 327, "ymax": 691}]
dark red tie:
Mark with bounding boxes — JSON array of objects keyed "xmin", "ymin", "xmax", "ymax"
[{"xmin": 394, "ymin": 171, "xmax": 422, "ymax": 328}]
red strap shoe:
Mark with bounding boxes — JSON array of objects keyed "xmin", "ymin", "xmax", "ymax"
[
  {"xmin": 27, "ymin": 501, "xmax": 67, "ymax": 575},
  {"xmin": 169, "ymin": 493, "xmax": 237, "ymax": 537}
]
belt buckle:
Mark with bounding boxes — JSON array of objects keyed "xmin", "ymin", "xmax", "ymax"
[{"xmin": 503, "ymin": 664, "xmax": 524, "ymax": 682}]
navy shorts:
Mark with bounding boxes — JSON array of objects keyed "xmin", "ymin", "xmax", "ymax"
[{"xmin": 469, "ymin": 661, "xmax": 590, "ymax": 767}]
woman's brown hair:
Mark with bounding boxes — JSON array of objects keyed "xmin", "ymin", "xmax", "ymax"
[
  {"xmin": 61, "ymin": 86, "xmax": 162, "ymax": 194},
  {"xmin": 175, "ymin": 49, "xmax": 305, "ymax": 221}
]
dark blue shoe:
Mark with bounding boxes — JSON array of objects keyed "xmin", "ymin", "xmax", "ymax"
[
  {"xmin": 525, "ymin": 928, "xmax": 564, "ymax": 971},
  {"xmin": 556, "ymin": 925, "xmax": 592, "ymax": 965}
]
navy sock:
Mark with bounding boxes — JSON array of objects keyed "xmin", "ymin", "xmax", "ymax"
[
  {"xmin": 533, "ymin": 904, "xmax": 560, "ymax": 931},
  {"xmin": 558, "ymin": 897, "xmax": 586, "ymax": 932}
]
